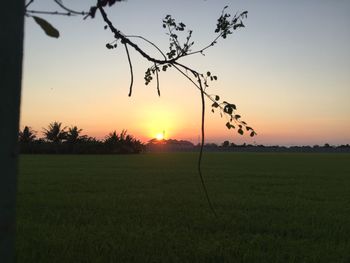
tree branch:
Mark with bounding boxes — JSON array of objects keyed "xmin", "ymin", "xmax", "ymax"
[
  {"xmin": 98, "ymin": 5, "xmax": 176, "ymax": 65},
  {"xmin": 26, "ymin": 10, "xmax": 75, "ymax": 16}
]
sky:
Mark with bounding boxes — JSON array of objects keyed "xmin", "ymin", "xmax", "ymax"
[{"xmin": 21, "ymin": 0, "xmax": 350, "ymax": 145}]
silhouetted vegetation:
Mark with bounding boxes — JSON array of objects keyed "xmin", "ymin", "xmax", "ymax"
[
  {"xmin": 19, "ymin": 124, "xmax": 144, "ymax": 154},
  {"xmin": 145, "ymin": 139, "xmax": 350, "ymax": 153},
  {"xmin": 18, "ymin": 126, "xmax": 36, "ymax": 143}
]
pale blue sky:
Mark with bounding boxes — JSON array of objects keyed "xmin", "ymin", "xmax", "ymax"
[{"xmin": 22, "ymin": 0, "xmax": 350, "ymax": 145}]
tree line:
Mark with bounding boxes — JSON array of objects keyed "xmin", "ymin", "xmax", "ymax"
[{"xmin": 19, "ymin": 122, "xmax": 144, "ymax": 154}]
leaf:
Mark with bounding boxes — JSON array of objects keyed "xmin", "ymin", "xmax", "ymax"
[
  {"xmin": 223, "ymin": 101, "xmax": 236, "ymax": 110},
  {"xmin": 215, "ymin": 95, "xmax": 220, "ymax": 101},
  {"xmin": 212, "ymin": 102, "xmax": 219, "ymax": 108},
  {"xmin": 234, "ymin": 114, "xmax": 241, "ymax": 119},
  {"xmin": 250, "ymin": 131, "xmax": 255, "ymax": 137},
  {"xmin": 226, "ymin": 122, "xmax": 231, "ymax": 129},
  {"xmin": 89, "ymin": 6, "xmax": 97, "ymax": 18},
  {"xmin": 238, "ymin": 129, "xmax": 244, "ymax": 135},
  {"xmin": 33, "ymin": 16, "xmax": 60, "ymax": 38},
  {"xmin": 223, "ymin": 105, "xmax": 233, "ymax": 115},
  {"xmin": 207, "ymin": 71, "xmax": 211, "ymax": 77}
]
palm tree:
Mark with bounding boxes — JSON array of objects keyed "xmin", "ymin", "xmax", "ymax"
[
  {"xmin": 104, "ymin": 130, "xmax": 144, "ymax": 153},
  {"xmin": 66, "ymin": 126, "xmax": 86, "ymax": 143},
  {"xmin": 104, "ymin": 131, "xmax": 120, "ymax": 145},
  {"xmin": 43, "ymin": 122, "xmax": 67, "ymax": 143},
  {"xmin": 18, "ymin": 126, "xmax": 36, "ymax": 143}
]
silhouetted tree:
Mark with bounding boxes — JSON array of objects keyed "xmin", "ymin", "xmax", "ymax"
[
  {"xmin": 18, "ymin": 126, "xmax": 36, "ymax": 143},
  {"xmin": 104, "ymin": 131, "xmax": 120, "ymax": 145},
  {"xmin": 66, "ymin": 126, "xmax": 86, "ymax": 144},
  {"xmin": 222, "ymin": 140, "xmax": 230, "ymax": 147},
  {"xmin": 103, "ymin": 130, "xmax": 144, "ymax": 154},
  {"xmin": 43, "ymin": 122, "xmax": 67, "ymax": 143}
]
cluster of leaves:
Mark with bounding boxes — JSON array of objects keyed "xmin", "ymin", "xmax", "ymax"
[
  {"xmin": 105, "ymin": 40, "xmax": 118, "ymax": 49},
  {"xmin": 215, "ymin": 6, "xmax": 248, "ymax": 39},
  {"xmin": 140, "ymin": 11, "xmax": 255, "ymax": 141},
  {"xmin": 162, "ymin": 15, "xmax": 194, "ymax": 59},
  {"xmin": 211, "ymin": 96, "xmax": 257, "ymax": 137},
  {"xmin": 144, "ymin": 66, "xmax": 158, "ymax": 85},
  {"xmin": 202, "ymin": 71, "xmax": 218, "ymax": 89}
]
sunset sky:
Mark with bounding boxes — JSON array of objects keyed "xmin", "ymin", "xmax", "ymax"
[{"xmin": 21, "ymin": 0, "xmax": 350, "ymax": 145}]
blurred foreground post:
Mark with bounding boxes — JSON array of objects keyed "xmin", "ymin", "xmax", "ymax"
[{"xmin": 0, "ymin": 1, "xmax": 25, "ymax": 262}]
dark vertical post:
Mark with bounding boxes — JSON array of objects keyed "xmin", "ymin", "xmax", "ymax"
[{"xmin": 0, "ymin": 1, "xmax": 25, "ymax": 262}]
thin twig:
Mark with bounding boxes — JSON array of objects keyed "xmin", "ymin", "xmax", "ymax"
[
  {"xmin": 172, "ymin": 63, "xmax": 217, "ymax": 217},
  {"xmin": 98, "ymin": 5, "xmax": 177, "ymax": 65},
  {"xmin": 124, "ymin": 44, "xmax": 134, "ymax": 97},
  {"xmin": 53, "ymin": 0, "xmax": 87, "ymax": 15},
  {"xmin": 173, "ymin": 62, "xmax": 213, "ymax": 101},
  {"xmin": 173, "ymin": 62, "xmax": 255, "ymax": 135},
  {"xmin": 155, "ymin": 63, "xmax": 160, "ymax": 96},
  {"xmin": 186, "ymin": 34, "xmax": 222, "ymax": 56},
  {"xmin": 25, "ymin": 0, "xmax": 34, "ymax": 8},
  {"xmin": 126, "ymin": 35, "xmax": 167, "ymax": 60},
  {"xmin": 26, "ymin": 10, "xmax": 74, "ymax": 16},
  {"xmin": 197, "ymin": 77, "xmax": 218, "ymax": 218}
]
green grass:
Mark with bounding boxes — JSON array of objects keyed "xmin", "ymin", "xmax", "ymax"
[{"xmin": 17, "ymin": 153, "xmax": 350, "ymax": 262}]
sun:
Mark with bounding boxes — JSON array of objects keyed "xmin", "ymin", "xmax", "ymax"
[{"xmin": 155, "ymin": 132, "xmax": 164, "ymax": 140}]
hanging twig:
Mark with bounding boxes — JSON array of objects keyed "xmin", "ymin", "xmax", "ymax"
[
  {"xmin": 155, "ymin": 63, "xmax": 160, "ymax": 96},
  {"xmin": 197, "ymin": 77, "xmax": 218, "ymax": 218},
  {"xmin": 124, "ymin": 44, "xmax": 133, "ymax": 97}
]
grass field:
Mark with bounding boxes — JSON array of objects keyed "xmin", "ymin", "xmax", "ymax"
[{"xmin": 17, "ymin": 153, "xmax": 350, "ymax": 262}]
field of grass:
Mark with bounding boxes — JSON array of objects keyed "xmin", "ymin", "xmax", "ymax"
[{"xmin": 17, "ymin": 153, "xmax": 350, "ymax": 262}]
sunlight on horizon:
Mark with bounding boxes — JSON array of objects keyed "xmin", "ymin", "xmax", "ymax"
[{"xmin": 155, "ymin": 132, "xmax": 165, "ymax": 141}]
